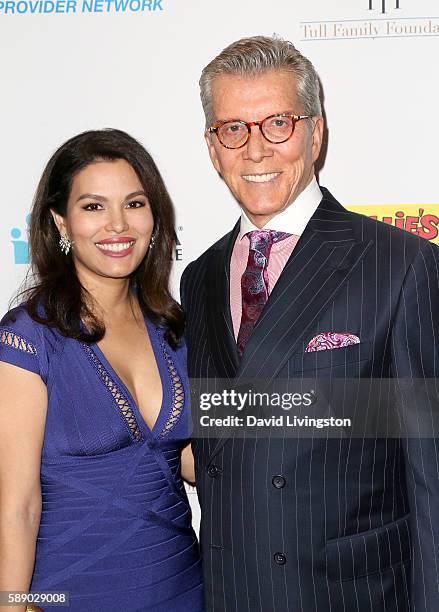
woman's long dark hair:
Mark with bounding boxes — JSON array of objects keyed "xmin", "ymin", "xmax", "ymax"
[{"xmin": 20, "ymin": 129, "xmax": 184, "ymax": 348}]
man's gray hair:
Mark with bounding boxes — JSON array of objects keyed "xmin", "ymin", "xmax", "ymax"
[{"xmin": 200, "ymin": 35, "xmax": 322, "ymax": 129}]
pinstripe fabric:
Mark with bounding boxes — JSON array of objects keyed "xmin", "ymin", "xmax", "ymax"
[{"xmin": 181, "ymin": 189, "xmax": 439, "ymax": 612}]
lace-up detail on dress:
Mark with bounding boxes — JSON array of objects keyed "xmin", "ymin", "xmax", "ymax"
[
  {"xmin": 81, "ymin": 344, "xmax": 143, "ymax": 442},
  {"xmin": 0, "ymin": 328, "xmax": 38, "ymax": 355},
  {"xmin": 158, "ymin": 339, "xmax": 185, "ymax": 439}
]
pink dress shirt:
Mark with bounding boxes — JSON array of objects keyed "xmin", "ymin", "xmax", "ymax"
[{"xmin": 230, "ymin": 177, "xmax": 323, "ymax": 339}]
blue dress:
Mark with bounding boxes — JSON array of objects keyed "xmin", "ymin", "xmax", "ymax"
[{"xmin": 0, "ymin": 306, "xmax": 203, "ymax": 611}]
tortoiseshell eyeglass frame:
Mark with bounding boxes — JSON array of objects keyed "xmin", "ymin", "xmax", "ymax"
[{"xmin": 208, "ymin": 113, "xmax": 312, "ymax": 149}]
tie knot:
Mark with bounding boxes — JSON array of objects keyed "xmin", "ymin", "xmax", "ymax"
[
  {"xmin": 247, "ymin": 229, "xmax": 291, "ymax": 254},
  {"xmin": 247, "ymin": 230, "xmax": 271, "ymax": 254}
]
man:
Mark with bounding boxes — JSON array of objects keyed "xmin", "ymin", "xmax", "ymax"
[{"xmin": 181, "ymin": 36, "xmax": 439, "ymax": 611}]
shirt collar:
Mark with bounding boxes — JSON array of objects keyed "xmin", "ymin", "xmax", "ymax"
[{"xmin": 238, "ymin": 175, "xmax": 323, "ymax": 240}]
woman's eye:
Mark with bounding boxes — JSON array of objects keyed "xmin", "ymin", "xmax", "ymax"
[
  {"xmin": 126, "ymin": 200, "xmax": 145, "ymax": 209},
  {"xmin": 83, "ymin": 203, "xmax": 102, "ymax": 211}
]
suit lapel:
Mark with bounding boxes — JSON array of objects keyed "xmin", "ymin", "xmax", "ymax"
[
  {"xmin": 237, "ymin": 194, "xmax": 372, "ymax": 381},
  {"xmin": 207, "ymin": 191, "xmax": 372, "ymax": 462},
  {"xmin": 205, "ymin": 221, "xmax": 240, "ymax": 379}
]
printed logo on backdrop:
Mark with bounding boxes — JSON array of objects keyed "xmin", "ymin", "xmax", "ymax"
[
  {"xmin": 10, "ymin": 217, "xmax": 184, "ymax": 265},
  {"xmin": 0, "ymin": 0, "xmax": 163, "ymax": 15},
  {"xmin": 172, "ymin": 227, "xmax": 183, "ymax": 262},
  {"xmin": 368, "ymin": 0, "xmax": 400, "ymax": 13},
  {"xmin": 301, "ymin": 0, "xmax": 439, "ymax": 41},
  {"xmin": 11, "ymin": 214, "xmax": 31, "ymax": 265},
  {"xmin": 348, "ymin": 205, "xmax": 439, "ymax": 243}
]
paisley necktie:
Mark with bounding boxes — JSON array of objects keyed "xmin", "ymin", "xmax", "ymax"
[{"xmin": 237, "ymin": 229, "xmax": 290, "ymax": 356}]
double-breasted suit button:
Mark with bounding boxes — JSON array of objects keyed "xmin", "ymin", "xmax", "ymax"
[
  {"xmin": 274, "ymin": 552, "xmax": 287, "ymax": 565},
  {"xmin": 207, "ymin": 464, "xmax": 219, "ymax": 478},
  {"xmin": 272, "ymin": 475, "xmax": 286, "ymax": 489}
]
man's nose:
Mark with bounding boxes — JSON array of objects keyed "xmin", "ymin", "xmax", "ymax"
[
  {"xmin": 242, "ymin": 125, "xmax": 273, "ymax": 163},
  {"xmin": 105, "ymin": 208, "xmax": 129, "ymax": 233}
]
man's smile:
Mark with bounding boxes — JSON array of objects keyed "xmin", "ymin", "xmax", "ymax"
[{"xmin": 241, "ymin": 172, "xmax": 281, "ymax": 183}]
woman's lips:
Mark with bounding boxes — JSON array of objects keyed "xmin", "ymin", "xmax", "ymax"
[{"xmin": 95, "ymin": 239, "xmax": 136, "ymax": 257}]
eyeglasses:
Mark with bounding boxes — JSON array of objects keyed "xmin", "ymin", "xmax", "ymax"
[{"xmin": 208, "ymin": 113, "xmax": 311, "ymax": 149}]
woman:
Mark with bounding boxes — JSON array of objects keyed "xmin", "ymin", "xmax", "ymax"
[{"xmin": 0, "ymin": 129, "xmax": 203, "ymax": 611}]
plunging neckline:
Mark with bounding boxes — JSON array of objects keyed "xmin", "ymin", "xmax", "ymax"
[{"xmin": 91, "ymin": 314, "xmax": 172, "ymax": 439}]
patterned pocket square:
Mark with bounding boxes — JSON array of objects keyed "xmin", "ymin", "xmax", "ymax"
[{"xmin": 305, "ymin": 332, "xmax": 360, "ymax": 353}]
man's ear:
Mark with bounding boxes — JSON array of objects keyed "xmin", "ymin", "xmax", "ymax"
[
  {"xmin": 204, "ymin": 131, "xmax": 222, "ymax": 175},
  {"xmin": 50, "ymin": 209, "xmax": 68, "ymax": 237},
  {"xmin": 311, "ymin": 115, "xmax": 324, "ymax": 163}
]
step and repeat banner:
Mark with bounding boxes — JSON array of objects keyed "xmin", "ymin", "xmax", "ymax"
[{"xmin": 1, "ymin": 0, "xmax": 439, "ymax": 523}]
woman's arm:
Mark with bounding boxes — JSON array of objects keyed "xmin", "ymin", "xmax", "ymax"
[
  {"xmin": 181, "ymin": 442, "xmax": 196, "ymax": 486},
  {"xmin": 0, "ymin": 362, "xmax": 47, "ymax": 612}
]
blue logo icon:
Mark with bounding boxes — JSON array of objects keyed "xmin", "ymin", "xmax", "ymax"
[{"xmin": 11, "ymin": 214, "xmax": 31, "ymax": 264}]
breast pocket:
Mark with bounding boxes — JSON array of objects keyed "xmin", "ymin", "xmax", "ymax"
[
  {"xmin": 326, "ymin": 514, "xmax": 411, "ymax": 582},
  {"xmin": 292, "ymin": 340, "xmax": 373, "ymax": 373}
]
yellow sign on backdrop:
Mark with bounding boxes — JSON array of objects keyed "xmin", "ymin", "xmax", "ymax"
[{"xmin": 347, "ymin": 205, "xmax": 439, "ymax": 244}]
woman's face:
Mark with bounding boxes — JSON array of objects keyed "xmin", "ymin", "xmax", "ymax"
[{"xmin": 52, "ymin": 159, "xmax": 154, "ymax": 285}]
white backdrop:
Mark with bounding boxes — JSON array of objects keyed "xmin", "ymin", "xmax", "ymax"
[{"xmin": 1, "ymin": 0, "xmax": 439, "ymax": 527}]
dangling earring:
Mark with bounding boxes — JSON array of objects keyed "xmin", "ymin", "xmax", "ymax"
[
  {"xmin": 149, "ymin": 232, "xmax": 156, "ymax": 250},
  {"xmin": 59, "ymin": 234, "xmax": 72, "ymax": 255}
]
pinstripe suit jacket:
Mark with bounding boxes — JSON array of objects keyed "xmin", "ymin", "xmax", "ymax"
[{"xmin": 181, "ymin": 188, "xmax": 439, "ymax": 612}]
